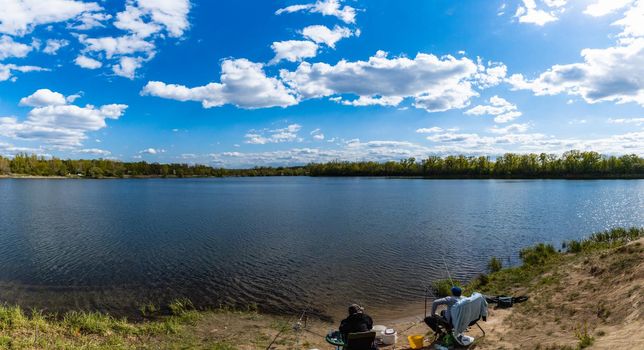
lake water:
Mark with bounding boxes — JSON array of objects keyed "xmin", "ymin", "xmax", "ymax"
[{"xmin": 0, "ymin": 178, "xmax": 642, "ymax": 321}]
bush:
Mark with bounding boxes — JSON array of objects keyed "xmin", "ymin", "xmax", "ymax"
[
  {"xmin": 565, "ymin": 227, "xmax": 644, "ymax": 253},
  {"xmin": 432, "ymin": 279, "xmax": 463, "ymax": 298},
  {"xmin": 488, "ymin": 257, "xmax": 503, "ymax": 273},
  {"xmin": 168, "ymin": 298, "xmax": 195, "ymax": 316},
  {"xmin": 520, "ymin": 243, "xmax": 557, "ymax": 266},
  {"xmin": 575, "ymin": 323, "xmax": 595, "ymax": 349},
  {"xmin": 63, "ymin": 311, "xmax": 114, "ymax": 336},
  {"xmin": 0, "ymin": 305, "xmax": 27, "ymax": 330}
]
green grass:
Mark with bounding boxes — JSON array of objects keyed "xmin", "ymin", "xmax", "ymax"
[
  {"xmin": 0, "ymin": 300, "xmax": 250, "ymax": 350},
  {"xmin": 575, "ymin": 323, "xmax": 595, "ymax": 349},
  {"xmin": 563, "ymin": 227, "xmax": 643, "ymax": 253},
  {"xmin": 432, "ymin": 279, "xmax": 464, "ymax": 298},
  {"xmin": 488, "ymin": 256, "xmax": 503, "ymax": 273},
  {"xmin": 467, "ymin": 227, "xmax": 643, "ymax": 296}
]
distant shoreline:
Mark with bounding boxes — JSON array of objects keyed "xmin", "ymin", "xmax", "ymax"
[
  {"xmin": 2, "ymin": 151, "xmax": 643, "ymax": 179},
  {"xmin": 1, "ymin": 174, "xmax": 643, "ymax": 180}
]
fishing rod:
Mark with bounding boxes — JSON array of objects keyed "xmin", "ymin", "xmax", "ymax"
[
  {"xmin": 264, "ymin": 303, "xmax": 311, "ymax": 350},
  {"xmin": 424, "ymin": 256, "xmax": 456, "ymax": 318},
  {"xmin": 441, "ymin": 256, "xmax": 455, "ymax": 287}
]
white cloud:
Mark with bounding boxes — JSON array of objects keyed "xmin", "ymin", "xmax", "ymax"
[
  {"xmin": 584, "ymin": 0, "xmax": 633, "ymax": 17},
  {"xmin": 510, "ymin": 1, "xmax": 644, "ymax": 106},
  {"xmin": 498, "ymin": 3, "xmax": 507, "ymax": 16},
  {"xmin": 474, "ymin": 60, "xmax": 507, "ymax": 88},
  {"xmin": 339, "ymin": 95, "xmax": 404, "ymax": 107},
  {"xmin": 465, "ymin": 95, "xmax": 522, "ymax": 123},
  {"xmin": 112, "ymin": 56, "xmax": 143, "ymax": 79},
  {"xmin": 114, "ymin": 4, "xmax": 162, "ymax": 38},
  {"xmin": 139, "ymin": 148, "xmax": 165, "ymax": 154},
  {"xmin": 72, "ymin": 0, "xmax": 190, "ymax": 79},
  {"xmin": 310, "ymin": 128, "xmax": 325, "ymax": 140},
  {"xmin": 120, "ymin": 0, "xmax": 191, "ymax": 38},
  {"xmin": 19, "ymin": 89, "xmax": 67, "ymax": 107},
  {"xmin": 142, "ymin": 48, "xmax": 504, "ymax": 112},
  {"xmin": 276, "ymin": 0, "xmax": 356, "ymax": 24},
  {"xmin": 0, "ymin": 63, "xmax": 47, "ymax": 81},
  {"xmin": 66, "ymin": 93, "xmax": 82, "ymax": 103},
  {"xmin": 488, "ymin": 123, "xmax": 531, "ymax": 134},
  {"xmin": 422, "ymin": 130, "xmax": 644, "ymax": 155},
  {"xmin": 0, "ymin": 89, "xmax": 126, "ymax": 147},
  {"xmin": 78, "ymin": 148, "xmax": 111, "ymax": 156},
  {"xmin": 0, "ymin": 35, "xmax": 32, "ymax": 59},
  {"xmin": 209, "ymin": 128, "xmax": 644, "ymax": 167},
  {"xmin": 416, "ymin": 127, "xmax": 446, "ymax": 134},
  {"xmin": 245, "ymin": 124, "xmax": 302, "ymax": 144},
  {"xmin": 614, "ymin": 0, "xmax": 644, "ymax": 43},
  {"xmin": 514, "ymin": 0, "xmax": 566, "ymax": 26},
  {"xmin": 281, "ymin": 50, "xmax": 482, "ymax": 112},
  {"xmin": 509, "ymin": 38, "xmax": 644, "ymax": 106},
  {"xmin": 608, "ymin": 117, "xmax": 644, "ymax": 125},
  {"xmin": 78, "ymin": 34, "xmax": 154, "ymax": 59},
  {"xmin": 141, "ymin": 58, "xmax": 298, "ymax": 109},
  {"xmin": 0, "ymin": 0, "xmax": 102, "ymax": 36},
  {"xmin": 76, "ymin": 34, "xmax": 154, "ymax": 77},
  {"xmin": 68, "ymin": 12, "xmax": 112, "ymax": 30},
  {"xmin": 111, "ymin": 0, "xmax": 191, "ymax": 39},
  {"xmin": 42, "ymin": 39, "xmax": 69, "ymax": 54},
  {"xmin": 425, "ymin": 132, "xmax": 481, "ymax": 143},
  {"xmin": 301, "ymin": 25, "xmax": 353, "ymax": 48},
  {"xmin": 74, "ymin": 55, "xmax": 102, "ymax": 69},
  {"xmin": 270, "ymin": 40, "xmax": 319, "ymax": 64}
]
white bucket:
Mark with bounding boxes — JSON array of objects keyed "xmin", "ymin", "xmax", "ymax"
[
  {"xmin": 381, "ymin": 328, "xmax": 397, "ymax": 345},
  {"xmin": 372, "ymin": 325, "xmax": 387, "ymax": 337}
]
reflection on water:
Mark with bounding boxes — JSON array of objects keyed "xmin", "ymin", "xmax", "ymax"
[{"xmin": 0, "ymin": 178, "xmax": 642, "ymax": 321}]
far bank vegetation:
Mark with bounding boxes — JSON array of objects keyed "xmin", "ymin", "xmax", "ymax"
[{"xmin": 0, "ymin": 150, "xmax": 642, "ymax": 179}]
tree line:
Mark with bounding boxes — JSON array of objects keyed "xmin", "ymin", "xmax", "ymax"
[
  {"xmin": 0, "ymin": 154, "xmax": 306, "ymax": 178},
  {"xmin": 307, "ymin": 151, "xmax": 644, "ymax": 178},
  {"xmin": 0, "ymin": 151, "xmax": 642, "ymax": 179}
]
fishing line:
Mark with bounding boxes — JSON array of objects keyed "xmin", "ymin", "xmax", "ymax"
[
  {"xmin": 441, "ymin": 256, "xmax": 455, "ymax": 287},
  {"xmin": 265, "ymin": 298, "xmax": 311, "ymax": 350}
]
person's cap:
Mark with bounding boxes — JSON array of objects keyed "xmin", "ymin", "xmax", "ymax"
[
  {"xmin": 451, "ymin": 286, "xmax": 462, "ymax": 296},
  {"xmin": 348, "ymin": 303, "xmax": 364, "ymax": 314}
]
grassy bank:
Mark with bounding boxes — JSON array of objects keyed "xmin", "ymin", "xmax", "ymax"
[
  {"xmin": 453, "ymin": 227, "xmax": 644, "ymax": 349},
  {"xmin": 2, "ymin": 227, "xmax": 642, "ymax": 349},
  {"xmin": 0, "ymin": 299, "xmax": 236, "ymax": 349}
]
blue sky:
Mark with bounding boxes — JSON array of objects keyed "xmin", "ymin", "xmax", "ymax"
[{"xmin": 0, "ymin": 0, "xmax": 642, "ymax": 166}]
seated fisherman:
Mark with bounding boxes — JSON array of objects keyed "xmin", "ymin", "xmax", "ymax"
[
  {"xmin": 339, "ymin": 304, "xmax": 374, "ymax": 340},
  {"xmin": 424, "ymin": 286, "xmax": 463, "ymax": 334}
]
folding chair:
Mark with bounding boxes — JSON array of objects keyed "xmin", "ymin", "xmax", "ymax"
[
  {"xmin": 345, "ymin": 331, "xmax": 377, "ymax": 350},
  {"xmin": 424, "ymin": 292, "xmax": 488, "ymax": 347}
]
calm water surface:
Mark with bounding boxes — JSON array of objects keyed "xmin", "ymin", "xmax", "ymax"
[{"xmin": 0, "ymin": 178, "xmax": 642, "ymax": 321}]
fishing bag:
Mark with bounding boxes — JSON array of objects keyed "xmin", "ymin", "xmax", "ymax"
[{"xmin": 497, "ymin": 296, "xmax": 513, "ymax": 308}]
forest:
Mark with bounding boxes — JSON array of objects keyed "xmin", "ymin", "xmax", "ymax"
[{"xmin": 0, "ymin": 151, "xmax": 642, "ymax": 179}]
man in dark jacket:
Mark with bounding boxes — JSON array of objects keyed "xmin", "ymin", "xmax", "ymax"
[{"xmin": 339, "ymin": 304, "xmax": 374, "ymax": 340}]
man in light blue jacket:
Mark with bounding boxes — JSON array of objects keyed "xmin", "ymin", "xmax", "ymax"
[{"xmin": 423, "ymin": 286, "xmax": 463, "ymax": 335}]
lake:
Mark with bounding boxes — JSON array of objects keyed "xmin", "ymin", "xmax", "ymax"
[{"xmin": 0, "ymin": 178, "xmax": 642, "ymax": 321}]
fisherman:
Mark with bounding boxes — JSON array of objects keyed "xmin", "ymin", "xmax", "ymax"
[
  {"xmin": 424, "ymin": 286, "xmax": 463, "ymax": 334},
  {"xmin": 339, "ymin": 303, "xmax": 374, "ymax": 340}
]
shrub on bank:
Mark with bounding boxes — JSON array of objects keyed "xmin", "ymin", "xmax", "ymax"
[{"xmin": 564, "ymin": 227, "xmax": 644, "ymax": 253}]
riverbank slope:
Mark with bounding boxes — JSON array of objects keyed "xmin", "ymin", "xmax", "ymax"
[{"xmin": 1, "ymin": 228, "xmax": 642, "ymax": 349}]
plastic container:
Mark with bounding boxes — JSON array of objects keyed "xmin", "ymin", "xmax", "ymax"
[
  {"xmin": 407, "ymin": 335, "xmax": 424, "ymax": 349},
  {"xmin": 372, "ymin": 325, "xmax": 387, "ymax": 340},
  {"xmin": 381, "ymin": 328, "xmax": 397, "ymax": 345}
]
